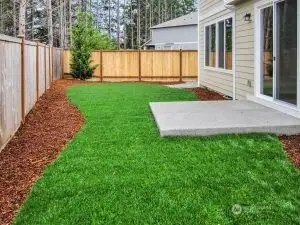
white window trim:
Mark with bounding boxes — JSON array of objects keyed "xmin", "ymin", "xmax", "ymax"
[
  {"xmin": 203, "ymin": 14, "xmax": 235, "ymax": 75},
  {"xmin": 297, "ymin": 0, "xmax": 300, "ymax": 109}
]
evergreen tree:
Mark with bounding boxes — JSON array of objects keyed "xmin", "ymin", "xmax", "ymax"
[{"xmin": 70, "ymin": 10, "xmax": 116, "ymax": 80}]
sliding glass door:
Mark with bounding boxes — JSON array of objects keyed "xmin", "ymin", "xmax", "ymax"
[
  {"xmin": 274, "ymin": 0, "xmax": 298, "ymax": 105},
  {"xmin": 259, "ymin": 0, "xmax": 298, "ymax": 106},
  {"xmin": 261, "ymin": 6, "xmax": 274, "ymax": 97}
]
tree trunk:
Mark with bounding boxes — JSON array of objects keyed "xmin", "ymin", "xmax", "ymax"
[
  {"xmin": 158, "ymin": 0, "xmax": 161, "ymax": 23},
  {"xmin": 60, "ymin": 0, "xmax": 65, "ymax": 47},
  {"xmin": 137, "ymin": 0, "xmax": 140, "ymax": 49},
  {"xmin": 18, "ymin": 0, "xmax": 26, "ymax": 38},
  {"xmin": 96, "ymin": 0, "xmax": 100, "ymax": 28},
  {"xmin": 69, "ymin": 0, "xmax": 72, "ymax": 46},
  {"xmin": 13, "ymin": 0, "xmax": 17, "ymax": 37},
  {"xmin": 130, "ymin": 0, "xmax": 134, "ymax": 48},
  {"xmin": 48, "ymin": 0, "xmax": 53, "ymax": 45},
  {"xmin": 164, "ymin": 0, "xmax": 167, "ymax": 21},
  {"xmin": 108, "ymin": 0, "xmax": 111, "ymax": 38},
  {"xmin": 64, "ymin": 0, "xmax": 67, "ymax": 46},
  {"xmin": 123, "ymin": 0, "xmax": 126, "ymax": 49},
  {"xmin": 145, "ymin": 0, "xmax": 148, "ymax": 42},
  {"xmin": 117, "ymin": 0, "xmax": 120, "ymax": 49},
  {"xmin": 31, "ymin": 0, "xmax": 34, "ymax": 40}
]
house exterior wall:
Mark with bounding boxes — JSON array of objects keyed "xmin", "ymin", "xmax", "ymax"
[
  {"xmin": 199, "ymin": 4, "xmax": 235, "ymax": 97},
  {"xmin": 199, "ymin": 0, "xmax": 258, "ymax": 100},
  {"xmin": 235, "ymin": 0, "xmax": 255, "ymax": 99},
  {"xmin": 200, "ymin": 0, "xmax": 224, "ymax": 14},
  {"xmin": 151, "ymin": 25, "xmax": 197, "ymax": 50}
]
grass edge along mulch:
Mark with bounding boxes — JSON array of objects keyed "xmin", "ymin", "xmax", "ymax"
[
  {"xmin": 13, "ymin": 83, "xmax": 300, "ymax": 224},
  {"xmin": 0, "ymin": 81, "xmax": 299, "ymax": 225},
  {"xmin": 0, "ymin": 80, "xmax": 84, "ymax": 225},
  {"xmin": 189, "ymin": 86, "xmax": 300, "ymax": 168}
]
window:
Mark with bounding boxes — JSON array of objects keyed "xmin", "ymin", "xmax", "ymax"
[
  {"xmin": 225, "ymin": 18, "xmax": 233, "ymax": 70},
  {"xmin": 205, "ymin": 17, "xmax": 233, "ymax": 71},
  {"xmin": 205, "ymin": 24, "xmax": 216, "ymax": 67},
  {"xmin": 218, "ymin": 21, "xmax": 225, "ymax": 68}
]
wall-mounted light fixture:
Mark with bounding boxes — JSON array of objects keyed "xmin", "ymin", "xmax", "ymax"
[{"xmin": 244, "ymin": 13, "xmax": 252, "ymax": 22}]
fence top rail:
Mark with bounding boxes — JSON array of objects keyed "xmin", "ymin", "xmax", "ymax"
[
  {"xmin": 24, "ymin": 40, "xmax": 37, "ymax": 47},
  {"xmin": 38, "ymin": 43, "xmax": 49, "ymax": 47},
  {"xmin": 0, "ymin": 34, "xmax": 22, "ymax": 44},
  {"xmin": 0, "ymin": 34, "xmax": 56, "ymax": 48},
  {"xmin": 54, "ymin": 47, "xmax": 64, "ymax": 50},
  {"xmin": 64, "ymin": 49, "xmax": 198, "ymax": 53}
]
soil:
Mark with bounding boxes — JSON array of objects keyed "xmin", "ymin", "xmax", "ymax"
[
  {"xmin": 190, "ymin": 87, "xmax": 227, "ymax": 101},
  {"xmin": 0, "ymin": 81, "xmax": 299, "ymax": 225},
  {"xmin": 0, "ymin": 80, "xmax": 84, "ymax": 225},
  {"xmin": 279, "ymin": 135, "xmax": 300, "ymax": 168}
]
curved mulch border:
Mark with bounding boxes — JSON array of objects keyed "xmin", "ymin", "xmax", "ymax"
[
  {"xmin": 0, "ymin": 80, "xmax": 84, "ymax": 225},
  {"xmin": 279, "ymin": 135, "xmax": 300, "ymax": 168},
  {"xmin": 0, "ymin": 81, "xmax": 299, "ymax": 225}
]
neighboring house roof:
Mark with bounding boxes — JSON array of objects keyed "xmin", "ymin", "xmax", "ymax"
[
  {"xmin": 142, "ymin": 39, "xmax": 153, "ymax": 47},
  {"xmin": 151, "ymin": 12, "xmax": 198, "ymax": 29}
]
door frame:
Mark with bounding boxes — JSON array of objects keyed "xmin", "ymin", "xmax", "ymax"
[
  {"xmin": 297, "ymin": 0, "xmax": 300, "ymax": 108},
  {"xmin": 254, "ymin": 0, "xmax": 299, "ymax": 109}
]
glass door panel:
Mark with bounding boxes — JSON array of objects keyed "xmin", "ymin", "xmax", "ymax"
[
  {"xmin": 261, "ymin": 6, "xmax": 273, "ymax": 97},
  {"xmin": 275, "ymin": 0, "xmax": 297, "ymax": 105}
]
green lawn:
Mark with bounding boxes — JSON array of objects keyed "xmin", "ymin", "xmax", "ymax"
[{"xmin": 14, "ymin": 83, "xmax": 300, "ymax": 225}]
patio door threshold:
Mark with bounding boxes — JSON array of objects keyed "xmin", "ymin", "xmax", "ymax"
[{"xmin": 247, "ymin": 95, "xmax": 300, "ymax": 119}]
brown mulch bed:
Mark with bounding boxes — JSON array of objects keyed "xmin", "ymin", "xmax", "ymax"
[
  {"xmin": 190, "ymin": 87, "xmax": 227, "ymax": 101},
  {"xmin": 279, "ymin": 135, "xmax": 300, "ymax": 168},
  {"xmin": 0, "ymin": 80, "xmax": 84, "ymax": 225}
]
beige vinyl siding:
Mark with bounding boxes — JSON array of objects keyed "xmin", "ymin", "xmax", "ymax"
[
  {"xmin": 200, "ymin": 0, "xmax": 224, "ymax": 14},
  {"xmin": 199, "ymin": 8, "xmax": 234, "ymax": 97},
  {"xmin": 235, "ymin": 0, "xmax": 255, "ymax": 99}
]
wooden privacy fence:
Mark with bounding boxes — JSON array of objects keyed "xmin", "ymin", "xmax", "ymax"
[
  {"xmin": 0, "ymin": 34, "xmax": 64, "ymax": 150},
  {"xmin": 64, "ymin": 50, "xmax": 198, "ymax": 82}
]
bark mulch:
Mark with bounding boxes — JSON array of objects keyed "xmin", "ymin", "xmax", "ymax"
[
  {"xmin": 0, "ymin": 80, "xmax": 84, "ymax": 225},
  {"xmin": 279, "ymin": 135, "xmax": 300, "ymax": 168},
  {"xmin": 190, "ymin": 87, "xmax": 227, "ymax": 101}
]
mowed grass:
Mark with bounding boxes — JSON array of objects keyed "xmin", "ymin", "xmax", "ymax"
[{"xmin": 14, "ymin": 83, "xmax": 300, "ymax": 225}]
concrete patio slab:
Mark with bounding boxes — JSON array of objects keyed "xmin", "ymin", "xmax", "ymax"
[{"xmin": 150, "ymin": 100, "xmax": 300, "ymax": 136}]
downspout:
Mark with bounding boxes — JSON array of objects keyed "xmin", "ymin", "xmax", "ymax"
[
  {"xmin": 197, "ymin": 0, "xmax": 201, "ymax": 87},
  {"xmin": 224, "ymin": 3, "xmax": 236, "ymax": 100}
]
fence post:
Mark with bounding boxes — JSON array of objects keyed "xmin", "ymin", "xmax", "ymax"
[
  {"xmin": 49, "ymin": 45, "xmax": 51, "ymax": 86},
  {"xmin": 179, "ymin": 49, "xmax": 183, "ymax": 82},
  {"xmin": 61, "ymin": 49, "xmax": 64, "ymax": 79},
  {"xmin": 20, "ymin": 37, "xmax": 25, "ymax": 122},
  {"xmin": 34, "ymin": 39, "xmax": 40, "ymax": 100},
  {"xmin": 44, "ymin": 45, "xmax": 47, "ymax": 91},
  {"xmin": 100, "ymin": 51, "xmax": 103, "ymax": 82},
  {"xmin": 138, "ymin": 50, "xmax": 141, "ymax": 82},
  {"xmin": 52, "ymin": 47, "xmax": 54, "ymax": 81}
]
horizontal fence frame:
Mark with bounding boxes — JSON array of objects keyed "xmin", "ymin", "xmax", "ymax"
[{"xmin": 63, "ymin": 49, "xmax": 198, "ymax": 82}]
